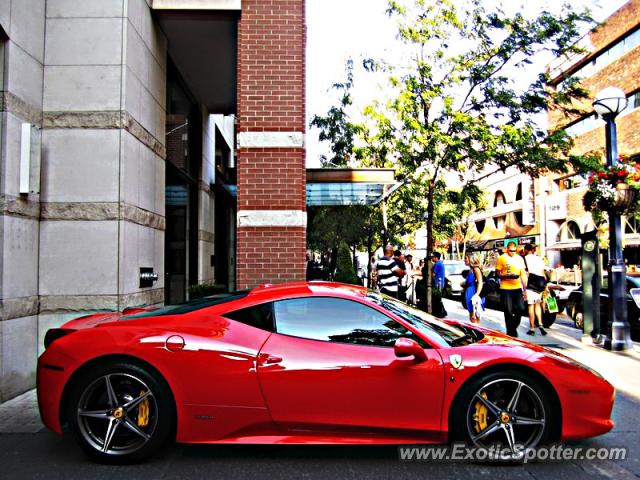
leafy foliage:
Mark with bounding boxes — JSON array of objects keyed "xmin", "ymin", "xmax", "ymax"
[
  {"xmin": 335, "ymin": 241, "xmax": 359, "ymax": 284},
  {"xmin": 310, "ymin": 59, "xmax": 364, "ymax": 167},
  {"xmin": 309, "ymin": 0, "xmax": 597, "ymax": 275},
  {"xmin": 376, "ymin": 0, "xmax": 596, "ymax": 255}
]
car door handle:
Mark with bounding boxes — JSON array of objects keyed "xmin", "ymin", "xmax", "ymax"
[{"xmin": 259, "ymin": 353, "xmax": 283, "ymax": 365}]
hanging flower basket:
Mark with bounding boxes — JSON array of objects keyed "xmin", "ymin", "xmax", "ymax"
[
  {"xmin": 583, "ymin": 155, "xmax": 640, "ymax": 223},
  {"xmin": 614, "ymin": 183, "xmax": 636, "ymax": 210}
]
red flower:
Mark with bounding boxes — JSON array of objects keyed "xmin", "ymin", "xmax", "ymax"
[{"xmin": 618, "ymin": 169, "xmax": 627, "ymax": 177}]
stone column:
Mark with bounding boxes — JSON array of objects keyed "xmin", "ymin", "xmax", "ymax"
[
  {"xmin": 38, "ymin": 0, "xmax": 167, "ymax": 341},
  {"xmin": 0, "ymin": 0, "xmax": 45, "ymax": 401}
]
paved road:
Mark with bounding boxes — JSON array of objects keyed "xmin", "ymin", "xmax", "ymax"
[{"xmin": 1, "ymin": 299, "xmax": 638, "ymax": 480}]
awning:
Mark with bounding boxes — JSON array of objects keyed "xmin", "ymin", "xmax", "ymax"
[
  {"xmin": 465, "ymin": 240, "xmax": 492, "ymax": 251},
  {"xmin": 547, "ymin": 240, "xmax": 581, "ymax": 251},
  {"xmin": 306, "ymin": 168, "xmax": 400, "ymax": 206},
  {"xmin": 224, "ymin": 168, "xmax": 400, "ymax": 206}
]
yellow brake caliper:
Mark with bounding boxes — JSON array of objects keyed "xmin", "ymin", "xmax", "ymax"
[
  {"xmin": 473, "ymin": 391, "xmax": 489, "ymax": 433},
  {"xmin": 137, "ymin": 390, "xmax": 149, "ymax": 427}
]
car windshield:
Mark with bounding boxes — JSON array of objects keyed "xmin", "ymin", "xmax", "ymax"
[
  {"xmin": 445, "ymin": 263, "xmax": 466, "ymax": 275},
  {"xmin": 366, "ymin": 292, "xmax": 471, "ymax": 347}
]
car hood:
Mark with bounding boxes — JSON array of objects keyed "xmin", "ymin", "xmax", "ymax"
[{"xmin": 441, "ymin": 318, "xmax": 558, "ymax": 355}]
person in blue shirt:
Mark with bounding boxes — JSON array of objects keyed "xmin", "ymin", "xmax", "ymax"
[
  {"xmin": 432, "ymin": 252, "xmax": 445, "ymax": 289},
  {"xmin": 430, "ymin": 252, "xmax": 447, "ymax": 317}
]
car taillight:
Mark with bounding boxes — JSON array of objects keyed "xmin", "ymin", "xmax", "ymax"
[{"xmin": 44, "ymin": 328, "xmax": 75, "ymax": 349}]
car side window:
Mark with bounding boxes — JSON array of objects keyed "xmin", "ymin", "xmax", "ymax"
[
  {"xmin": 273, "ymin": 297, "xmax": 428, "ymax": 348},
  {"xmin": 223, "ymin": 302, "xmax": 274, "ymax": 332}
]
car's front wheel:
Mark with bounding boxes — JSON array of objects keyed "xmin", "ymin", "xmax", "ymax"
[
  {"xmin": 451, "ymin": 370, "xmax": 553, "ymax": 460},
  {"xmin": 65, "ymin": 360, "xmax": 175, "ymax": 463}
]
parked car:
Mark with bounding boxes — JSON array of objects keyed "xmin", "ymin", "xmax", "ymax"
[
  {"xmin": 461, "ymin": 269, "xmax": 563, "ymax": 328},
  {"xmin": 565, "ymin": 275, "xmax": 640, "ymax": 340},
  {"xmin": 443, "ymin": 260, "xmax": 467, "ymax": 297},
  {"xmin": 38, "ymin": 281, "xmax": 613, "ymax": 463}
]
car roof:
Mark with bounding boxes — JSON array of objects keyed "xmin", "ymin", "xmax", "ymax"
[{"xmin": 247, "ymin": 281, "xmax": 368, "ymax": 301}]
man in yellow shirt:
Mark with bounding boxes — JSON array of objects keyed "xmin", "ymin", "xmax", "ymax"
[{"xmin": 495, "ymin": 241, "xmax": 527, "ymax": 337}]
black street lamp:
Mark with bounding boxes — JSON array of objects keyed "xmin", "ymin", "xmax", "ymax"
[{"xmin": 592, "ymin": 87, "xmax": 632, "ymax": 351}]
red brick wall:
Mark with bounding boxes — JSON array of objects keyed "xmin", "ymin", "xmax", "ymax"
[
  {"xmin": 236, "ymin": 149, "xmax": 306, "ymax": 210},
  {"xmin": 549, "ymin": 44, "xmax": 640, "ymax": 129},
  {"xmin": 237, "ymin": 0, "xmax": 306, "ymax": 132},
  {"xmin": 549, "ymin": 2, "xmax": 640, "ymax": 129},
  {"xmin": 236, "ymin": 227, "xmax": 307, "ymax": 283},
  {"xmin": 590, "ymin": 0, "xmax": 640, "ymax": 51},
  {"xmin": 236, "ymin": 0, "xmax": 307, "ymax": 289}
]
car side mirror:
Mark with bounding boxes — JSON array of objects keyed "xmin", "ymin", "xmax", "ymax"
[{"xmin": 394, "ymin": 337, "xmax": 427, "ymax": 362}]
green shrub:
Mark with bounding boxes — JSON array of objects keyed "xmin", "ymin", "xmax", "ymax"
[
  {"xmin": 188, "ymin": 282, "xmax": 227, "ymax": 299},
  {"xmin": 334, "ymin": 242, "xmax": 359, "ymax": 284}
]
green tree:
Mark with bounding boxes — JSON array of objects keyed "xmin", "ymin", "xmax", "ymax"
[
  {"xmin": 308, "ymin": 205, "xmax": 382, "ymax": 281},
  {"xmin": 335, "ymin": 241, "xmax": 359, "ymax": 284},
  {"xmin": 310, "ymin": 59, "xmax": 363, "ymax": 167},
  {"xmin": 382, "ymin": 0, "xmax": 596, "ymax": 258},
  {"xmin": 356, "ymin": 0, "xmax": 597, "ymax": 310}
]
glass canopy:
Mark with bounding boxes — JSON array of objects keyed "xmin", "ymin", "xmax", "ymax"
[
  {"xmin": 306, "ymin": 182, "xmax": 398, "ymax": 206},
  {"xmin": 224, "ymin": 168, "xmax": 400, "ymax": 207},
  {"xmin": 306, "ymin": 168, "xmax": 399, "ymax": 206}
]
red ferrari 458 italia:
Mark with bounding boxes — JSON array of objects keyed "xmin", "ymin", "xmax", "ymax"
[{"xmin": 37, "ymin": 282, "xmax": 614, "ymax": 462}]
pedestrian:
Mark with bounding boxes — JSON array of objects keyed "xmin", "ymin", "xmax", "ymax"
[
  {"xmin": 431, "ymin": 252, "xmax": 447, "ymax": 317},
  {"xmin": 523, "ymin": 243, "xmax": 548, "ymax": 336},
  {"xmin": 464, "ymin": 254, "xmax": 485, "ymax": 324},
  {"xmin": 404, "ymin": 254, "xmax": 416, "ymax": 304},
  {"xmin": 432, "ymin": 252, "xmax": 445, "ymax": 290},
  {"xmin": 495, "ymin": 241, "xmax": 527, "ymax": 337},
  {"xmin": 376, "ymin": 245, "xmax": 405, "ymax": 298},
  {"xmin": 394, "ymin": 250, "xmax": 408, "ymax": 301}
]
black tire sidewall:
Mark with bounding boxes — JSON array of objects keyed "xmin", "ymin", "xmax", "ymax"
[
  {"xmin": 542, "ymin": 312, "xmax": 556, "ymax": 328},
  {"xmin": 66, "ymin": 360, "xmax": 174, "ymax": 463}
]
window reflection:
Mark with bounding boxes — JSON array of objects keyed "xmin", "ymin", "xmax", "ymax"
[{"xmin": 273, "ymin": 297, "xmax": 427, "ymax": 348}]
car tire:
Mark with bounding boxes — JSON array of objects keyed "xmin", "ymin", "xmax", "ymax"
[
  {"xmin": 65, "ymin": 360, "xmax": 175, "ymax": 463},
  {"xmin": 574, "ymin": 310, "xmax": 584, "ymax": 330},
  {"xmin": 450, "ymin": 370, "xmax": 553, "ymax": 460},
  {"xmin": 542, "ymin": 312, "xmax": 556, "ymax": 328}
]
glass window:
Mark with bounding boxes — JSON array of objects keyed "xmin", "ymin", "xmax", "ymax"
[
  {"xmin": 121, "ymin": 292, "xmax": 249, "ymax": 319},
  {"xmin": 224, "ymin": 302, "xmax": 274, "ymax": 331},
  {"xmin": 366, "ymin": 293, "xmax": 478, "ymax": 346},
  {"xmin": 273, "ymin": 297, "xmax": 427, "ymax": 348},
  {"xmin": 444, "ymin": 262, "xmax": 466, "ymax": 275}
]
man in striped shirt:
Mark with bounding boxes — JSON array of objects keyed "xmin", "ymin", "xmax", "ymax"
[{"xmin": 376, "ymin": 245, "xmax": 405, "ymax": 298}]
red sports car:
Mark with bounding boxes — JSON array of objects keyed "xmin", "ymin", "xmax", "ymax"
[{"xmin": 37, "ymin": 282, "xmax": 614, "ymax": 462}]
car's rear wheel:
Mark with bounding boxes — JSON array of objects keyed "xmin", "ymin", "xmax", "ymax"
[
  {"xmin": 451, "ymin": 370, "xmax": 552, "ymax": 460},
  {"xmin": 66, "ymin": 360, "xmax": 174, "ymax": 463},
  {"xmin": 574, "ymin": 310, "xmax": 584, "ymax": 330}
]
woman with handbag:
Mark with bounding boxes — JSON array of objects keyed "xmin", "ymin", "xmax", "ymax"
[
  {"xmin": 523, "ymin": 243, "xmax": 548, "ymax": 336},
  {"xmin": 464, "ymin": 254, "xmax": 485, "ymax": 324}
]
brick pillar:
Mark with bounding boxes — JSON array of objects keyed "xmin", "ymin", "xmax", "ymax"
[{"xmin": 236, "ymin": 0, "xmax": 307, "ymax": 289}]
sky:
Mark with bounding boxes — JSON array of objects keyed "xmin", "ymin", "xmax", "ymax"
[{"xmin": 305, "ymin": 0, "xmax": 629, "ymax": 168}]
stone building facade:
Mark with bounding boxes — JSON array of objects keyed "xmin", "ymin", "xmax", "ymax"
[{"xmin": 0, "ymin": 0, "xmax": 306, "ymax": 401}]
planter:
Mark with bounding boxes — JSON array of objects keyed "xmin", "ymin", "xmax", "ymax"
[{"xmin": 614, "ymin": 183, "xmax": 636, "ymax": 211}]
